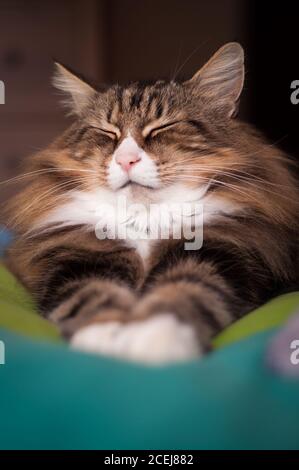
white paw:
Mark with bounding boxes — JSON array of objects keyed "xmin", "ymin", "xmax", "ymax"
[{"xmin": 70, "ymin": 314, "xmax": 201, "ymax": 364}]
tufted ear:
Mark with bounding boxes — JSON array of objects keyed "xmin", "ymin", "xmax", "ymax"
[
  {"xmin": 187, "ymin": 42, "xmax": 244, "ymax": 118},
  {"xmin": 53, "ymin": 62, "xmax": 95, "ymax": 115}
]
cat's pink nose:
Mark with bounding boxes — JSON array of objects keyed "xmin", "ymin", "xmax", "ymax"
[{"xmin": 116, "ymin": 152, "xmax": 141, "ymax": 172}]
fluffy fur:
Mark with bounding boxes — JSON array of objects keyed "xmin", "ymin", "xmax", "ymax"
[{"xmin": 5, "ymin": 43, "xmax": 299, "ymax": 363}]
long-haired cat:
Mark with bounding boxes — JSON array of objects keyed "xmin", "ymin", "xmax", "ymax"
[{"xmin": 6, "ymin": 43, "xmax": 299, "ymax": 363}]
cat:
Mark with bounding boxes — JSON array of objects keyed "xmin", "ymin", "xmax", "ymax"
[{"xmin": 5, "ymin": 42, "xmax": 299, "ymax": 363}]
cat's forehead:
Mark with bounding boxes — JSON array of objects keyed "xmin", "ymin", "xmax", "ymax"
[
  {"xmin": 96, "ymin": 80, "xmax": 185, "ymax": 123},
  {"xmin": 112, "ymin": 80, "xmax": 181, "ymax": 103}
]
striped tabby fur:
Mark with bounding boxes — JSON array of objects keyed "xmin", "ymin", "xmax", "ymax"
[{"xmin": 5, "ymin": 43, "xmax": 299, "ymax": 363}]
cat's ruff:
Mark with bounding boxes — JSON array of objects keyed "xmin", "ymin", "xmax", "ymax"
[{"xmin": 33, "ymin": 182, "xmax": 240, "ymax": 263}]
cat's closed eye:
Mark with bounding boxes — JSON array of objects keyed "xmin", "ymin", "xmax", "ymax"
[
  {"xmin": 87, "ymin": 123, "xmax": 121, "ymax": 142},
  {"xmin": 91, "ymin": 126, "xmax": 118, "ymax": 140},
  {"xmin": 143, "ymin": 121, "xmax": 181, "ymax": 139}
]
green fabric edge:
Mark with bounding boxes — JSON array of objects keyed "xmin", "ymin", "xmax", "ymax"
[
  {"xmin": 213, "ymin": 291, "xmax": 299, "ymax": 348},
  {"xmin": 0, "ymin": 264, "xmax": 61, "ymax": 342},
  {"xmin": 1, "ymin": 262, "xmax": 299, "ymax": 348}
]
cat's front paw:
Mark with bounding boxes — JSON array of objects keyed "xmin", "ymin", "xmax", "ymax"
[{"xmin": 70, "ymin": 314, "xmax": 201, "ymax": 364}]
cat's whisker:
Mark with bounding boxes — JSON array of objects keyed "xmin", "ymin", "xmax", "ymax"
[
  {"xmin": 178, "ymin": 169, "xmax": 287, "ymax": 186},
  {"xmin": 161, "ymin": 154, "xmax": 296, "ymax": 170},
  {"xmin": 6, "ymin": 178, "xmax": 88, "ymax": 230},
  {"xmin": 178, "ymin": 170, "xmax": 299, "ymax": 199},
  {"xmin": 171, "ymin": 38, "xmax": 210, "ymax": 81},
  {"xmin": 164, "ymin": 165, "xmax": 297, "ymax": 190},
  {"xmin": 8, "ymin": 186, "xmax": 73, "ymax": 228},
  {"xmin": 162, "ymin": 172, "xmax": 266, "ymax": 200},
  {"xmin": 173, "ymin": 173, "xmax": 299, "ymax": 205},
  {"xmin": 0, "ymin": 167, "xmax": 98, "ymax": 187}
]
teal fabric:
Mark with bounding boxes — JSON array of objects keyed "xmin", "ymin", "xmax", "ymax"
[
  {"xmin": 0, "ymin": 328, "xmax": 299, "ymax": 450},
  {"xmin": 0, "ymin": 227, "xmax": 12, "ymax": 257},
  {"xmin": 1, "ymin": 233, "xmax": 299, "ymax": 449}
]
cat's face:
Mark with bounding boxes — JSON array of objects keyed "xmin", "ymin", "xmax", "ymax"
[{"xmin": 52, "ymin": 43, "xmax": 244, "ymax": 196}]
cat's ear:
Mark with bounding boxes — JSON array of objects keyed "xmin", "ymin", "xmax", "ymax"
[
  {"xmin": 187, "ymin": 42, "xmax": 244, "ymax": 118},
  {"xmin": 53, "ymin": 62, "xmax": 95, "ymax": 115}
]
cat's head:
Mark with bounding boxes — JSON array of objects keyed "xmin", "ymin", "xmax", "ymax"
[
  {"xmin": 52, "ymin": 42, "xmax": 244, "ymax": 193},
  {"xmin": 9, "ymin": 42, "xmax": 298, "ymax": 239}
]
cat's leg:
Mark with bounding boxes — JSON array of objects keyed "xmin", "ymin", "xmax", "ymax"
[
  {"xmin": 43, "ymin": 247, "xmax": 141, "ymax": 339},
  {"xmin": 8, "ymin": 234, "xmax": 142, "ymax": 342},
  {"xmin": 12, "ymin": 231, "xmax": 273, "ymax": 363},
  {"xmin": 50, "ymin": 279, "xmax": 136, "ymax": 339},
  {"xmin": 73, "ymin": 236, "xmax": 273, "ymax": 364},
  {"xmin": 71, "ymin": 257, "xmax": 239, "ymax": 363}
]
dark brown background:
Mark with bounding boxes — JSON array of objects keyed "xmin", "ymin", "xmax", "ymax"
[{"xmin": 0, "ymin": 0, "xmax": 298, "ymax": 206}]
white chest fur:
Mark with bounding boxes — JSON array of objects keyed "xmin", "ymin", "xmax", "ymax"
[{"xmin": 34, "ymin": 184, "xmax": 240, "ymax": 263}]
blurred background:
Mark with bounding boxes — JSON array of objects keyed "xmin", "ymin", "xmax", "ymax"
[{"xmin": 0, "ymin": 0, "xmax": 299, "ymax": 210}]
